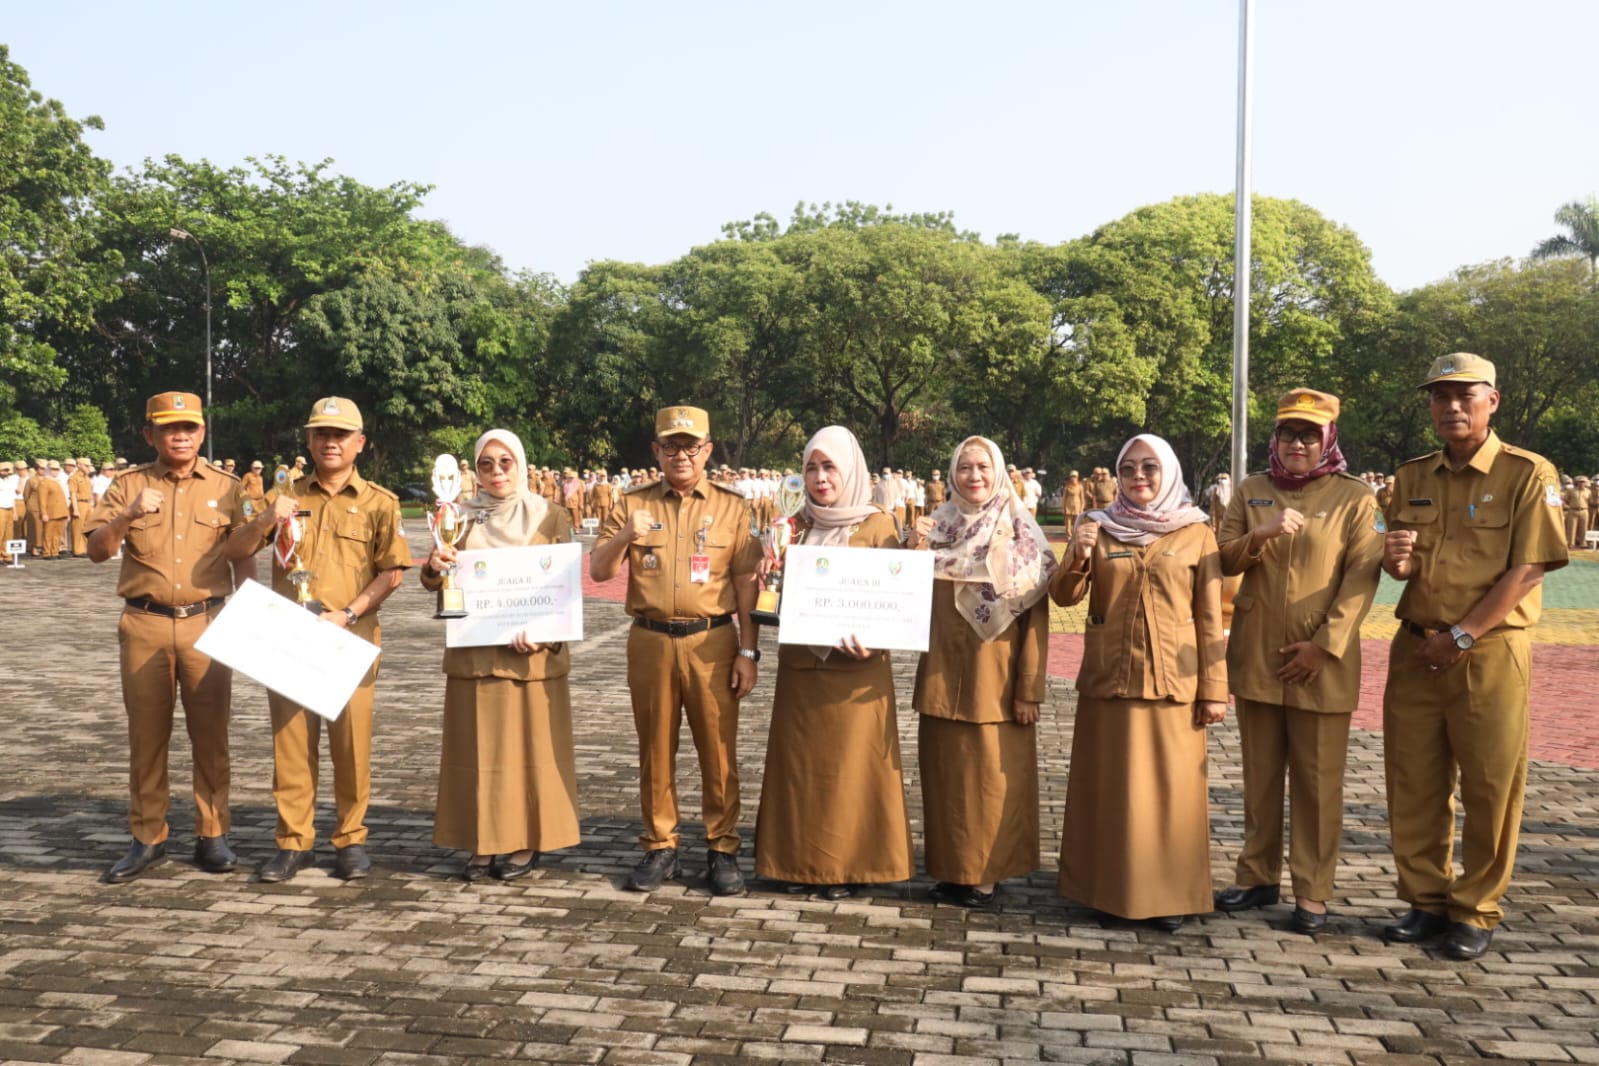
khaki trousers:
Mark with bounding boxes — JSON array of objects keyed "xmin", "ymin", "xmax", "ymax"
[
  {"xmin": 1233, "ymin": 698, "xmax": 1352, "ymax": 900},
  {"xmin": 40, "ymin": 517, "xmax": 65, "ymax": 558},
  {"xmin": 1383, "ymin": 627, "xmax": 1530, "ymax": 930},
  {"xmin": 1566, "ymin": 512, "xmax": 1589, "ymax": 548},
  {"xmin": 70, "ymin": 516, "xmax": 88, "ymax": 555},
  {"xmin": 626, "ymin": 622, "xmax": 741, "ymax": 853},
  {"xmin": 117, "ymin": 608, "xmax": 232, "ymax": 844},
  {"xmin": 268, "ymin": 632, "xmax": 380, "ymax": 849},
  {"xmin": 0, "ymin": 508, "xmax": 12, "ymax": 561}
]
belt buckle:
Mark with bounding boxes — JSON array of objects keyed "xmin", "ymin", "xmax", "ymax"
[
  {"xmin": 668, "ymin": 620, "xmax": 691, "ymax": 637},
  {"xmin": 172, "ymin": 603, "xmax": 194, "ymax": 620}
]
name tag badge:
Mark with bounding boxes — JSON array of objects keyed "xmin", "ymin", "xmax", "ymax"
[
  {"xmin": 1105, "ymin": 550, "xmax": 1134, "ymax": 559},
  {"xmin": 690, "ymin": 553, "xmax": 710, "ymax": 583},
  {"xmin": 1407, "ymin": 498, "xmax": 1433, "ymax": 506},
  {"xmin": 1247, "ymin": 499, "xmax": 1274, "ymax": 507}
]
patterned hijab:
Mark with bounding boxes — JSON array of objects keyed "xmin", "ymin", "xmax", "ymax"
[
  {"xmin": 1086, "ymin": 433, "xmax": 1209, "ymax": 548},
  {"xmin": 926, "ymin": 436, "xmax": 1057, "ymax": 640},
  {"xmin": 801, "ymin": 426, "xmax": 881, "ymax": 548},
  {"xmin": 464, "ymin": 429, "xmax": 549, "ymax": 548},
  {"xmin": 1268, "ymin": 421, "xmax": 1348, "ymax": 491}
]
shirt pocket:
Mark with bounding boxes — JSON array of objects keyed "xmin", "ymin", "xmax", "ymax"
[
  {"xmin": 126, "ymin": 515, "xmax": 162, "ymax": 559},
  {"xmin": 1464, "ymin": 502, "xmax": 1511, "ymax": 566},
  {"xmin": 189, "ymin": 506, "xmax": 229, "ymax": 553},
  {"xmin": 1393, "ymin": 501, "xmax": 1441, "ymax": 556},
  {"xmin": 330, "ymin": 511, "xmax": 373, "ymax": 571}
]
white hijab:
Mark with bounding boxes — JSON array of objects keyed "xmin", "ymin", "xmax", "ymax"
[{"xmin": 464, "ymin": 429, "xmax": 550, "ymax": 548}]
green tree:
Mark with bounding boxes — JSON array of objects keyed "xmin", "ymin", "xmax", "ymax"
[
  {"xmin": 0, "ymin": 45, "xmax": 117, "ymax": 422},
  {"xmin": 1531, "ymin": 196, "xmax": 1599, "ymax": 280},
  {"xmin": 58, "ymin": 403, "xmax": 114, "ymax": 462}
]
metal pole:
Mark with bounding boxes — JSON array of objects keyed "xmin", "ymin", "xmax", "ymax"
[
  {"xmin": 169, "ymin": 227, "xmax": 213, "ymax": 461},
  {"xmin": 1231, "ymin": 0, "xmax": 1255, "ymax": 483}
]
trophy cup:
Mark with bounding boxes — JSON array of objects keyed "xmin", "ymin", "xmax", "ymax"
[
  {"xmin": 428, "ymin": 454, "xmax": 473, "ymax": 620},
  {"xmin": 275, "ymin": 507, "xmax": 322, "ymax": 614},
  {"xmin": 751, "ymin": 473, "xmax": 808, "ymax": 627}
]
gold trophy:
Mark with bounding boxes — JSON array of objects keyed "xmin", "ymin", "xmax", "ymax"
[
  {"xmin": 428, "ymin": 454, "xmax": 473, "ymax": 619},
  {"xmin": 751, "ymin": 473, "xmax": 807, "ymax": 627},
  {"xmin": 274, "ymin": 506, "xmax": 322, "ymax": 614}
]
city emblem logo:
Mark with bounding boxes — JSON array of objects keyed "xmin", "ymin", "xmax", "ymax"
[
  {"xmin": 474, "ymin": 560, "xmax": 488, "ymax": 577},
  {"xmin": 888, "ymin": 560, "xmax": 903, "ymax": 576},
  {"xmin": 814, "ymin": 557, "xmax": 830, "ymax": 575},
  {"xmin": 540, "ymin": 554, "xmax": 553, "ymax": 572},
  {"xmin": 324, "ymin": 399, "xmax": 341, "ymax": 414},
  {"xmin": 172, "ymin": 395, "xmax": 186, "ymax": 409}
]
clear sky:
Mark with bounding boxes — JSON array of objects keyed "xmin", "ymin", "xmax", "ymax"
[{"xmin": 8, "ymin": 1, "xmax": 1595, "ymax": 293}]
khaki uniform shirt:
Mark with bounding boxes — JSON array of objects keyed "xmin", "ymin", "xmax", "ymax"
[
  {"xmin": 23, "ymin": 475, "xmax": 42, "ymax": 520},
  {"xmin": 1562, "ymin": 486, "xmax": 1590, "ymax": 516},
  {"xmin": 914, "ymin": 580, "xmax": 1049, "ymax": 723},
  {"xmin": 37, "ymin": 476, "xmax": 69, "ymax": 521},
  {"xmin": 1090, "ymin": 476, "xmax": 1117, "ymax": 507},
  {"xmin": 240, "ymin": 472, "xmax": 266, "ymax": 512},
  {"xmin": 245, "ymin": 470, "xmax": 412, "ymax": 633},
  {"xmin": 68, "ymin": 471, "xmax": 93, "ymax": 516},
  {"xmin": 925, "ymin": 480, "xmax": 946, "ymax": 508},
  {"xmin": 425, "ymin": 504, "xmax": 573, "ymax": 681},
  {"xmin": 1218, "ymin": 472, "xmax": 1383, "ymax": 713},
  {"xmin": 591, "ymin": 480, "xmax": 614, "ymax": 515},
  {"xmin": 1059, "ymin": 480, "xmax": 1087, "ymax": 514},
  {"xmin": 86, "ymin": 462, "xmax": 247, "ymax": 604},
  {"xmin": 599, "ymin": 478, "xmax": 760, "ymax": 621},
  {"xmin": 1050, "ymin": 522, "xmax": 1227, "ymax": 704},
  {"xmin": 1385, "ymin": 431, "xmax": 1567, "ymax": 631}
]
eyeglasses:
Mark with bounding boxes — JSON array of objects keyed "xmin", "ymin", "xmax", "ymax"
[
  {"xmin": 1274, "ymin": 426, "xmax": 1323, "ymax": 448},
  {"xmin": 476, "ymin": 457, "xmax": 518, "ymax": 473},
  {"xmin": 656, "ymin": 440, "xmax": 706, "ymax": 457}
]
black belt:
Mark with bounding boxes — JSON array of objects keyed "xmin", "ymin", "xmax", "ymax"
[
  {"xmin": 634, "ymin": 614, "xmax": 733, "ymax": 637},
  {"xmin": 125, "ymin": 596, "xmax": 225, "ymax": 620},
  {"xmin": 1400, "ymin": 620, "xmax": 1439, "ymax": 639}
]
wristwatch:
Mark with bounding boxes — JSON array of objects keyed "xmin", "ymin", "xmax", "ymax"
[
  {"xmin": 737, "ymin": 647, "xmax": 761, "ymax": 662},
  {"xmin": 342, "ymin": 606, "xmax": 359, "ymax": 627},
  {"xmin": 1449, "ymin": 624, "xmax": 1474, "ymax": 651}
]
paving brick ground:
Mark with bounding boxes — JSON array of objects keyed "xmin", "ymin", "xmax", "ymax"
[{"xmin": 1, "ymin": 521, "xmax": 1595, "ymax": 1066}]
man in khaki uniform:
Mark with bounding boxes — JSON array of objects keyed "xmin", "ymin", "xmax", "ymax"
[
  {"xmin": 37, "ymin": 460, "xmax": 69, "ymax": 559},
  {"xmin": 1212, "ymin": 390, "xmax": 1384, "ymax": 931},
  {"xmin": 240, "ymin": 460, "xmax": 266, "ymax": 518},
  {"xmin": 591, "ymin": 405, "xmax": 761, "ymax": 896},
  {"xmin": 1562, "ymin": 475, "xmax": 1590, "ymax": 549},
  {"xmin": 1090, "ymin": 466, "xmax": 1118, "ymax": 508},
  {"xmin": 926, "ymin": 469, "xmax": 947, "ymax": 510},
  {"xmin": 1380, "ymin": 353, "xmax": 1567, "ymax": 960},
  {"xmin": 69, "ymin": 458, "xmax": 94, "ymax": 556},
  {"xmin": 1059, "ymin": 470, "xmax": 1087, "ymax": 530},
  {"xmin": 228, "ymin": 397, "xmax": 412, "ymax": 882},
  {"xmin": 86, "ymin": 391, "xmax": 251, "ymax": 883}
]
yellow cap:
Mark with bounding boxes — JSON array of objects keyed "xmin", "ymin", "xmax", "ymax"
[
  {"xmin": 1419, "ymin": 352, "xmax": 1496, "ymax": 389},
  {"xmin": 1275, "ymin": 388, "xmax": 1341, "ymax": 426},
  {"xmin": 305, "ymin": 397, "xmax": 363, "ymax": 432},
  {"xmin": 654, "ymin": 405, "xmax": 709, "ymax": 440},
  {"xmin": 146, "ymin": 391, "xmax": 204, "ymax": 425}
]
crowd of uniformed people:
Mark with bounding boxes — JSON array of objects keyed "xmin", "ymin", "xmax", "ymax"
[{"xmin": 51, "ymin": 349, "xmax": 1571, "ymax": 965}]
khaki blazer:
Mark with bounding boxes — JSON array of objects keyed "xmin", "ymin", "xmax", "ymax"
[
  {"xmin": 1050, "ymin": 522, "xmax": 1226, "ymax": 704},
  {"xmin": 1218, "ymin": 472, "xmax": 1382, "ymax": 713},
  {"xmin": 913, "ymin": 582, "xmax": 1048, "ymax": 723}
]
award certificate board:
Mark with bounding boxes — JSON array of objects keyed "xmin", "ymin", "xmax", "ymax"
[
  {"xmin": 776, "ymin": 545, "xmax": 934, "ymax": 652},
  {"xmin": 195, "ymin": 578, "xmax": 380, "ymax": 721},
  {"xmin": 445, "ymin": 543, "xmax": 584, "ymax": 648}
]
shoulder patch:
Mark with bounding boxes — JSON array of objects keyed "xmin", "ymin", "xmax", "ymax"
[{"xmin": 1545, "ymin": 484, "xmax": 1563, "ymax": 507}]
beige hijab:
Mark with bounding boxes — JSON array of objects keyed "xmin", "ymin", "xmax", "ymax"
[
  {"xmin": 926, "ymin": 436, "xmax": 1057, "ymax": 640},
  {"xmin": 463, "ymin": 429, "xmax": 549, "ymax": 548},
  {"xmin": 801, "ymin": 426, "xmax": 880, "ymax": 547}
]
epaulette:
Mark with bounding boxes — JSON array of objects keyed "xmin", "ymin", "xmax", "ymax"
[
  {"xmin": 368, "ymin": 483, "xmax": 400, "ymax": 503},
  {"xmin": 115, "ymin": 463, "xmax": 153, "ymax": 479},
  {"xmin": 1332, "ymin": 471, "xmax": 1368, "ymax": 484},
  {"xmin": 1396, "ymin": 451, "xmax": 1439, "ymax": 470},
  {"xmin": 211, "ymin": 467, "xmax": 241, "ymax": 483},
  {"xmin": 1497, "ymin": 443, "xmax": 1549, "ymax": 466},
  {"xmin": 623, "ymin": 480, "xmax": 656, "ymax": 495},
  {"xmin": 710, "ymin": 480, "xmax": 746, "ymax": 497}
]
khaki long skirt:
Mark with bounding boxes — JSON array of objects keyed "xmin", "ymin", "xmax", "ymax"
[
  {"xmin": 754, "ymin": 656, "xmax": 914, "ymax": 885},
  {"xmin": 1059, "ymin": 696, "xmax": 1213, "ymax": 919},
  {"xmin": 433, "ymin": 675, "xmax": 581, "ymax": 855},
  {"xmin": 919, "ymin": 714, "xmax": 1039, "ymax": 885}
]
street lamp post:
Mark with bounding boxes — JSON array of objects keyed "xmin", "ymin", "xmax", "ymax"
[{"xmin": 168, "ymin": 227, "xmax": 213, "ymax": 461}]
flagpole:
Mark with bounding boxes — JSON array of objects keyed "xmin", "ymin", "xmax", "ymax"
[{"xmin": 1231, "ymin": 0, "xmax": 1255, "ymax": 483}]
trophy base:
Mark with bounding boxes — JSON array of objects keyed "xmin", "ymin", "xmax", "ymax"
[
  {"xmin": 301, "ymin": 600, "xmax": 326, "ymax": 616},
  {"xmin": 752, "ymin": 588, "xmax": 782, "ymax": 628},
  {"xmin": 435, "ymin": 587, "xmax": 469, "ymax": 620}
]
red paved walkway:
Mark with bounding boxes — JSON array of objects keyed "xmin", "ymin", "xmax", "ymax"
[{"xmin": 1047, "ymin": 633, "xmax": 1599, "ymax": 770}]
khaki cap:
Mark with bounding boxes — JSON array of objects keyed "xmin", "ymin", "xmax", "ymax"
[
  {"xmin": 0, "ymin": 462, "xmax": 12, "ymax": 473},
  {"xmin": 48, "ymin": 460, "xmax": 61, "ymax": 469},
  {"xmin": 250, "ymin": 460, "xmax": 263, "ymax": 469},
  {"xmin": 305, "ymin": 396, "xmax": 363, "ymax": 432},
  {"xmin": 1419, "ymin": 352, "xmax": 1496, "ymax": 389},
  {"xmin": 1275, "ymin": 388, "xmax": 1340, "ymax": 426},
  {"xmin": 655, "ymin": 405, "xmax": 709, "ymax": 440},
  {"xmin": 146, "ymin": 391, "xmax": 204, "ymax": 425}
]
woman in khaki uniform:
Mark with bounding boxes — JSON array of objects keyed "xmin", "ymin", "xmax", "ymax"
[
  {"xmin": 1050, "ymin": 434, "xmax": 1226, "ymax": 931},
  {"xmin": 423, "ymin": 429, "xmax": 580, "ymax": 881},
  {"xmin": 754, "ymin": 426, "xmax": 913, "ymax": 900},
  {"xmin": 1212, "ymin": 390, "xmax": 1382, "ymax": 933},
  {"xmin": 909, "ymin": 436, "xmax": 1055, "ymax": 908}
]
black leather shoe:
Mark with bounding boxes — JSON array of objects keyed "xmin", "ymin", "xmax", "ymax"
[
  {"xmin": 1214, "ymin": 884, "xmax": 1281, "ymax": 912},
  {"xmin": 929, "ymin": 882, "xmax": 995, "ymax": 908},
  {"xmin": 494, "ymin": 851, "xmax": 538, "ymax": 881},
  {"xmin": 1383, "ymin": 908, "xmax": 1449, "ymax": 943},
  {"xmin": 625, "ymin": 848, "xmax": 680, "ymax": 892},
  {"xmin": 707, "ymin": 850, "xmax": 745, "ymax": 897},
  {"xmin": 258, "ymin": 848, "xmax": 315, "ymax": 883},
  {"xmin": 815, "ymin": 884, "xmax": 854, "ymax": 901},
  {"xmin": 462, "ymin": 857, "xmax": 493, "ymax": 882},
  {"xmin": 1150, "ymin": 914, "xmax": 1187, "ymax": 932},
  {"xmin": 333, "ymin": 844, "xmax": 371, "ymax": 881},
  {"xmin": 104, "ymin": 840, "xmax": 168, "ymax": 884},
  {"xmin": 1439, "ymin": 922, "xmax": 1494, "ymax": 960},
  {"xmin": 193, "ymin": 835, "xmax": 237, "ymax": 874},
  {"xmin": 1291, "ymin": 906, "xmax": 1329, "ymax": 934}
]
